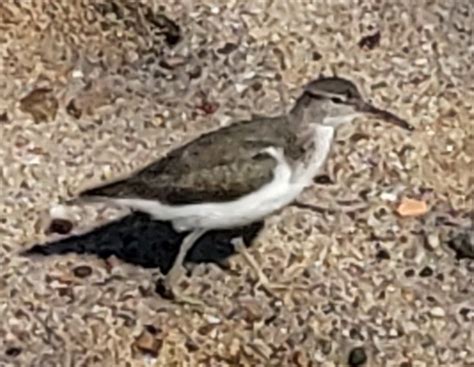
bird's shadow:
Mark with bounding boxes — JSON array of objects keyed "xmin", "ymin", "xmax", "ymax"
[{"xmin": 22, "ymin": 212, "xmax": 265, "ymax": 275}]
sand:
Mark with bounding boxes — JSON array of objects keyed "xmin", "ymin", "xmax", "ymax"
[{"xmin": 0, "ymin": 0, "xmax": 473, "ymax": 366}]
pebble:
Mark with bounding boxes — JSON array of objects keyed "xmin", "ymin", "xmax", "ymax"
[
  {"xmin": 430, "ymin": 307, "xmax": 446, "ymax": 317},
  {"xmin": 396, "ymin": 198, "xmax": 428, "ymax": 217},
  {"xmin": 419, "ymin": 266, "xmax": 434, "ymax": 277},
  {"xmin": 72, "ymin": 69, "xmax": 84, "ymax": 78},
  {"xmin": 46, "ymin": 218, "xmax": 73, "ymax": 235},
  {"xmin": 73, "ymin": 265, "xmax": 93, "ymax": 278},
  {"xmin": 206, "ymin": 315, "xmax": 221, "ymax": 324},
  {"xmin": 5, "ymin": 347, "xmax": 22, "ymax": 357},
  {"xmin": 348, "ymin": 346, "xmax": 368, "ymax": 366},
  {"xmin": 133, "ymin": 330, "xmax": 162, "ymax": 357},
  {"xmin": 380, "ymin": 192, "xmax": 397, "ymax": 202}
]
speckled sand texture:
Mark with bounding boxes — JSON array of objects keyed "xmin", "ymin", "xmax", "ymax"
[{"xmin": 1, "ymin": 0, "xmax": 473, "ymax": 366}]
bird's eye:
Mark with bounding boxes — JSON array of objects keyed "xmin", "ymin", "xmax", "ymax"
[{"xmin": 331, "ymin": 97, "xmax": 344, "ymax": 104}]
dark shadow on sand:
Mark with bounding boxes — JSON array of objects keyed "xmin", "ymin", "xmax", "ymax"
[{"xmin": 22, "ymin": 212, "xmax": 265, "ymax": 275}]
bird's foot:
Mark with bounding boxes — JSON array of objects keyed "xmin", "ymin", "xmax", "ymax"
[
  {"xmin": 231, "ymin": 238, "xmax": 305, "ymax": 297},
  {"xmin": 159, "ymin": 264, "xmax": 207, "ymax": 309},
  {"xmin": 254, "ymin": 269, "xmax": 309, "ymax": 297}
]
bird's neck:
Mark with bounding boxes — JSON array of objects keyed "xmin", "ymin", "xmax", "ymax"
[{"xmin": 291, "ymin": 123, "xmax": 335, "ymax": 187}]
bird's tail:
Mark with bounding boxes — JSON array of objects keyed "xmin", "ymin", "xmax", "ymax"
[{"xmin": 78, "ymin": 177, "xmax": 135, "ymax": 199}]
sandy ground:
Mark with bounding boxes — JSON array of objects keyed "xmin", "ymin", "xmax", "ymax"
[{"xmin": 0, "ymin": 0, "xmax": 473, "ymax": 366}]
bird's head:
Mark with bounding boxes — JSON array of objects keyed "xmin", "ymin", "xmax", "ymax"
[{"xmin": 291, "ymin": 77, "xmax": 414, "ymax": 131}]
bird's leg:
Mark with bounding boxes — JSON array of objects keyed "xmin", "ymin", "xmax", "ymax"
[
  {"xmin": 231, "ymin": 238, "xmax": 296, "ymax": 296},
  {"xmin": 164, "ymin": 228, "xmax": 207, "ymax": 306}
]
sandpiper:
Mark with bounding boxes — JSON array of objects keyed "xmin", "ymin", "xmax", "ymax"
[{"xmin": 77, "ymin": 76, "xmax": 413, "ymax": 300}]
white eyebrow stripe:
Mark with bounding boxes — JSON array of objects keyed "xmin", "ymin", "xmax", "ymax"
[{"xmin": 304, "ymin": 90, "xmax": 348, "ymax": 101}]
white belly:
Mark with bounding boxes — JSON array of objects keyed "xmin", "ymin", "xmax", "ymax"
[
  {"xmin": 115, "ymin": 154, "xmax": 302, "ymax": 231},
  {"xmin": 113, "ymin": 125, "xmax": 335, "ymax": 232}
]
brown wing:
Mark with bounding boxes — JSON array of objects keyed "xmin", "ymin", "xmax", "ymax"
[{"xmin": 79, "ymin": 116, "xmax": 299, "ymax": 205}]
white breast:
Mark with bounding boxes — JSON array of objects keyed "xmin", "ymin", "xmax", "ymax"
[{"xmin": 113, "ymin": 125, "xmax": 335, "ymax": 232}]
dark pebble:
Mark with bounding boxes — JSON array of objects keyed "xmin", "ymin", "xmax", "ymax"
[
  {"xmin": 419, "ymin": 266, "xmax": 433, "ymax": 277},
  {"xmin": 217, "ymin": 42, "xmax": 238, "ymax": 54},
  {"xmin": 312, "ymin": 51, "xmax": 323, "ymax": 60},
  {"xmin": 46, "ymin": 218, "xmax": 73, "ymax": 235},
  {"xmin": 188, "ymin": 65, "xmax": 202, "ymax": 79},
  {"xmin": 447, "ymin": 229, "xmax": 474, "ymax": 260},
  {"xmin": 404, "ymin": 269, "xmax": 415, "ymax": 277},
  {"xmin": 348, "ymin": 346, "xmax": 368, "ymax": 366},
  {"xmin": 6, "ymin": 347, "xmax": 22, "ymax": 357},
  {"xmin": 358, "ymin": 31, "xmax": 381, "ymax": 50},
  {"xmin": 459, "ymin": 307, "xmax": 472, "ymax": 321},
  {"xmin": 313, "ymin": 175, "xmax": 333, "ymax": 184},
  {"xmin": 144, "ymin": 324, "xmax": 161, "ymax": 335},
  {"xmin": 185, "ymin": 339, "xmax": 200, "ymax": 352},
  {"xmin": 154, "ymin": 279, "xmax": 174, "ymax": 300},
  {"xmin": 376, "ymin": 249, "xmax": 391, "ymax": 261},
  {"xmin": 0, "ymin": 111, "xmax": 8, "ymax": 122},
  {"xmin": 66, "ymin": 99, "xmax": 82, "ymax": 119},
  {"xmin": 73, "ymin": 265, "xmax": 93, "ymax": 278},
  {"xmin": 321, "ymin": 302, "xmax": 335, "ymax": 314},
  {"xmin": 196, "ymin": 101, "xmax": 218, "ymax": 115},
  {"xmin": 251, "ymin": 81, "xmax": 263, "ymax": 91}
]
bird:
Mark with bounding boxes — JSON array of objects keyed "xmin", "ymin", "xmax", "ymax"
[{"xmin": 73, "ymin": 76, "xmax": 414, "ymax": 302}]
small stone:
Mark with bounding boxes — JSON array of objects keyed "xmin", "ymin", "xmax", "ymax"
[
  {"xmin": 144, "ymin": 324, "xmax": 161, "ymax": 335},
  {"xmin": 72, "ymin": 265, "xmax": 93, "ymax": 278},
  {"xmin": 154, "ymin": 279, "xmax": 174, "ymax": 300},
  {"xmin": 196, "ymin": 101, "xmax": 219, "ymax": 115},
  {"xmin": 459, "ymin": 307, "xmax": 472, "ymax": 321},
  {"xmin": 358, "ymin": 31, "xmax": 381, "ymax": 50},
  {"xmin": 235, "ymin": 83, "xmax": 247, "ymax": 93},
  {"xmin": 217, "ymin": 42, "xmax": 238, "ymax": 54},
  {"xmin": 380, "ymin": 192, "xmax": 397, "ymax": 202},
  {"xmin": 46, "ymin": 218, "xmax": 73, "ymax": 235},
  {"xmin": 447, "ymin": 229, "xmax": 474, "ymax": 260},
  {"xmin": 430, "ymin": 307, "xmax": 446, "ymax": 317},
  {"xmin": 188, "ymin": 65, "xmax": 202, "ymax": 79},
  {"xmin": 19, "ymin": 88, "xmax": 59, "ymax": 123},
  {"xmin": 229, "ymin": 337, "xmax": 241, "ymax": 356},
  {"xmin": 396, "ymin": 198, "xmax": 428, "ymax": 217},
  {"xmin": 5, "ymin": 347, "xmax": 22, "ymax": 357},
  {"xmin": 133, "ymin": 330, "xmax": 162, "ymax": 357},
  {"xmin": 375, "ymin": 249, "xmax": 391, "ymax": 261},
  {"xmin": 419, "ymin": 266, "xmax": 433, "ymax": 277},
  {"xmin": 72, "ymin": 69, "xmax": 84, "ymax": 78},
  {"xmin": 348, "ymin": 346, "xmax": 368, "ymax": 366},
  {"xmin": 313, "ymin": 175, "xmax": 333, "ymax": 184},
  {"xmin": 206, "ymin": 315, "xmax": 221, "ymax": 324},
  {"xmin": 0, "ymin": 111, "xmax": 8, "ymax": 123},
  {"xmin": 312, "ymin": 51, "xmax": 323, "ymax": 60},
  {"xmin": 404, "ymin": 269, "xmax": 415, "ymax": 277},
  {"xmin": 159, "ymin": 56, "xmax": 186, "ymax": 69},
  {"xmin": 66, "ymin": 99, "xmax": 82, "ymax": 119},
  {"xmin": 185, "ymin": 339, "xmax": 199, "ymax": 352},
  {"xmin": 427, "ymin": 233, "xmax": 440, "ymax": 249}
]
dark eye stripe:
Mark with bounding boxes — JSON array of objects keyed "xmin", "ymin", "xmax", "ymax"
[{"xmin": 331, "ymin": 97, "xmax": 344, "ymax": 104}]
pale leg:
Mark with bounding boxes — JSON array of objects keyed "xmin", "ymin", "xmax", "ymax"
[{"xmin": 164, "ymin": 229, "xmax": 207, "ymax": 304}]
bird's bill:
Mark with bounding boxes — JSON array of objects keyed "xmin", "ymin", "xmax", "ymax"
[{"xmin": 357, "ymin": 102, "xmax": 414, "ymax": 131}]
